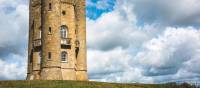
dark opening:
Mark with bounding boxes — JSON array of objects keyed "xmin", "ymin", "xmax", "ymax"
[
  {"xmin": 49, "ymin": 27, "xmax": 51, "ymax": 33},
  {"xmin": 49, "ymin": 3, "xmax": 52, "ymax": 10},
  {"xmin": 61, "ymin": 45, "xmax": 71, "ymax": 49},
  {"xmin": 48, "ymin": 52, "xmax": 51, "ymax": 59},
  {"xmin": 62, "ymin": 11, "xmax": 66, "ymax": 15},
  {"xmin": 31, "ymin": 20, "xmax": 34, "ymax": 30},
  {"xmin": 75, "ymin": 47, "xmax": 79, "ymax": 58},
  {"xmin": 30, "ymin": 50, "xmax": 33, "ymax": 63}
]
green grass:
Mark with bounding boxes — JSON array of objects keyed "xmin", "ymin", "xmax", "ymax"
[{"xmin": 0, "ymin": 80, "xmax": 198, "ymax": 88}]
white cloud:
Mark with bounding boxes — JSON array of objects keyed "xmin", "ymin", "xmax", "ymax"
[
  {"xmin": 86, "ymin": 0, "xmax": 159, "ymax": 83},
  {"xmin": 0, "ymin": 0, "xmax": 28, "ymax": 80},
  {"xmin": 88, "ymin": 47, "xmax": 154, "ymax": 83},
  {"xmin": 86, "ymin": 0, "xmax": 159, "ymax": 51},
  {"xmin": 0, "ymin": 55, "xmax": 26, "ymax": 80},
  {"xmin": 88, "ymin": 25, "xmax": 200, "ymax": 83},
  {"xmin": 88, "ymin": 47, "xmax": 131, "ymax": 77},
  {"xmin": 87, "ymin": 0, "xmax": 200, "ymax": 83},
  {"xmin": 135, "ymin": 27, "xmax": 200, "ymax": 81},
  {"xmin": 133, "ymin": 0, "xmax": 200, "ymax": 26},
  {"xmin": 0, "ymin": 0, "xmax": 28, "ymax": 57}
]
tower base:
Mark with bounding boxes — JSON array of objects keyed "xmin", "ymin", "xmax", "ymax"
[
  {"xmin": 61, "ymin": 68, "xmax": 76, "ymax": 80},
  {"xmin": 76, "ymin": 70, "xmax": 88, "ymax": 81},
  {"xmin": 40, "ymin": 67, "xmax": 62, "ymax": 80}
]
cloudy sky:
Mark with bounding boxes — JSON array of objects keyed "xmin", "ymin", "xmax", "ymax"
[{"xmin": 0, "ymin": 0, "xmax": 200, "ymax": 83}]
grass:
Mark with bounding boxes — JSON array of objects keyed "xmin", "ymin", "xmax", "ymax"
[{"xmin": 0, "ymin": 80, "xmax": 199, "ymax": 88}]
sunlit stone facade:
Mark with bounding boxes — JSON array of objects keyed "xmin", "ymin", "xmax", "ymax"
[{"xmin": 26, "ymin": 0, "xmax": 87, "ymax": 80}]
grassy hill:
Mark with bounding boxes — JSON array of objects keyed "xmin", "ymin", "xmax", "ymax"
[{"xmin": 0, "ymin": 80, "xmax": 198, "ymax": 88}]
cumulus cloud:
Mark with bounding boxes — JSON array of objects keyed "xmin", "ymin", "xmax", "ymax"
[
  {"xmin": 0, "ymin": 55, "xmax": 26, "ymax": 80},
  {"xmin": 133, "ymin": 0, "xmax": 200, "ymax": 27},
  {"xmin": 0, "ymin": 0, "xmax": 28, "ymax": 79},
  {"xmin": 87, "ymin": 0, "xmax": 200, "ymax": 83},
  {"xmin": 87, "ymin": 0, "xmax": 157, "ymax": 83},
  {"xmin": 0, "ymin": 0, "xmax": 28, "ymax": 58},
  {"xmin": 87, "ymin": 0, "xmax": 160, "ymax": 51},
  {"xmin": 88, "ymin": 25, "xmax": 200, "ymax": 83},
  {"xmin": 88, "ymin": 47, "xmax": 154, "ymax": 83},
  {"xmin": 88, "ymin": 48, "xmax": 130, "ymax": 80},
  {"xmin": 135, "ymin": 27, "xmax": 200, "ymax": 82}
]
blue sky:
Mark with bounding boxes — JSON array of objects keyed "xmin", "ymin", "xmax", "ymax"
[
  {"xmin": 86, "ymin": 0, "xmax": 115, "ymax": 20},
  {"xmin": 0, "ymin": 0, "xmax": 200, "ymax": 83}
]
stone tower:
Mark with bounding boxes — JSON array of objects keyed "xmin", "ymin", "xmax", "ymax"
[{"xmin": 26, "ymin": 0, "xmax": 87, "ymax": 80}]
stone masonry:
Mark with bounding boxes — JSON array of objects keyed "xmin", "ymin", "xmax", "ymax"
[{"xmin": 26, "ymin": 0, "xmax": 87, "ymax": 80}]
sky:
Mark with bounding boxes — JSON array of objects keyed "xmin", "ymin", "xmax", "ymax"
[{"xmin": 0, "ymin": 0, "xmax": 200, "ymax": 83}]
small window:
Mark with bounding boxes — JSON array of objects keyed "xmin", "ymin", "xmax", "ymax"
[
  {"xmin": 75, "ymin": 40, "xmax": 80, "ymax": 47},
  {"xmin": 48, "ymin": 52, "xmax": 51, "ymax": 59},
  {"xmin": 60, "ymin": 26, "xmax": 67, "ymax": 38},
  {"xmin": 38, "ymin": 51, "xmax": 41, "ymax": 64},
  {"xmin": 39, "ymin": 30, "xmax": 42, "ymax": 38},
  {"xmin": 49, "ymin": 3, "xmax": 52, "ymax": 10},
  {"xmin": 30, "ymin": 49, "xmax": 33, "ymax": 63},
  {"xmin": 49, "ymin": 27, "xmax": 52, "ymax": 34},
  {"xmin": 75, "ymin": 29, "xmax": 77, "ymax": 34},
  {"xmin": 75, "ymin": 47, "xmax": 79, "ymax": 58},
  {"xmin": 61, "ymin": 51, "xmax": 67, "ymax": 62},
  {"xmin": 31, "ymin": 20, "xmax": 34, "ymax": 30},
  {"xmin": 62, "ymin": 11, "xmax": 66, "ymax": 15}
]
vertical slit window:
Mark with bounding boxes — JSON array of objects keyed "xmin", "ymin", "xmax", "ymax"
[
  {"xmin": 49, "ymin": 3, "xmax": 52, "ymax": 10},
  {"xmin": 39, "ymin": 30, "xmax": 42, "ymax": 38},
  {"xmin": 38, "ymin": 51, "xmax": 41, "ymax": 64},
  {"xmin": 49, "ymin": 27, "xmax": 51, "ymax": 34},
  {"xmin": 48, "ymin": 52, "xmax": 51, "ymax": 59},
  {"xmin": 31, "ymin": 20, "xmax": 34, "ymax": 30},
  {"xmin": 30, "ymin": 49, "xmax": 34, "ymax": 63}
]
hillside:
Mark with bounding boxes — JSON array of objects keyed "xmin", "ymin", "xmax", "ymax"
[{"xmin": 0, "ymin": 80, "xmax": 198, "ymax": 88}]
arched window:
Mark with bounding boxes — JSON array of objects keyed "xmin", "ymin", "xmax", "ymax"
[
  {"xmin": 60, "ymin": 26, "xmax": 67, "ymax": 38},
  {"xmin": 61, "ymin": 51, "xmax": 67, "ymax": 62}
]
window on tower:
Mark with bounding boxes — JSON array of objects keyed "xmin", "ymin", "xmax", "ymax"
[
  {"xmin": 31, "ymin": 20, "xmax": 34, "ymax": 30},
  {"xmin": 48, "ymin": 52, "xmax": 51, "ymax": 59},
  {"xmin": 61, "ymin": 51, "xmax": 67, "ymax": 62},
  {"xmin": 30, "ymin": 49, "xmax": 34, "ymax": 63},
  {"xmin": 38, "ymin": 51, "xmax": 41, "ymax": 64},
  {"xmin": 49, "ymin": 3, "xmax": 52, "ymax": 10},
  {"xmin": 49, "ymin": 27, "xmax": 52, "ymax": 34},
  {"xmin": 60, "ymin": 26, "xmax": 67, "ymax": 38},
  {"xmin": 39, "ymin": 30, "xmax": 42, "ymax": 38},
  {"xmin": 60, "ymin": 25, "xmax": 71, "ymax": 48},
  {"xmin": 62, "ymin": 11, "xmax": 66, "ymax": 15}
]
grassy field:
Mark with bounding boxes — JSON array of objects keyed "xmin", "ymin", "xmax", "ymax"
[{"xmin": 0, "ymin": 80, "xmax": 198, "ymax": 88}]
